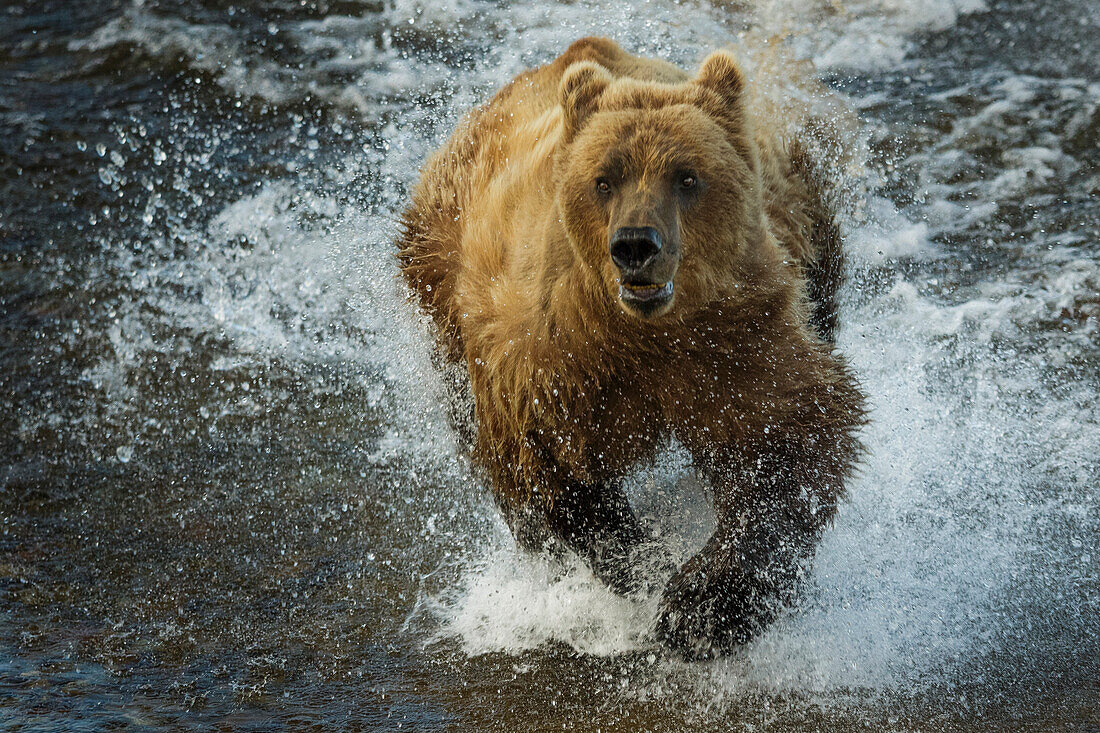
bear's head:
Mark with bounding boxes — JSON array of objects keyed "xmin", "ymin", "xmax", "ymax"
[{"xmin": 556, "ymin": 51, "xmax": 766, "ymax": 320}]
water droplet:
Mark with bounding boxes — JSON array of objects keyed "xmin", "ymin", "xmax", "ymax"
[
  {"xmin": 116, "ymin": 445, "xmax": 134, "ymax": 463},
  {"xmin": 76, "ymin": 140, "xmax": 87, "ymax": 152},
  {"xmin": 95, "ymin": 143, "xmax": 106, "ymax": 157}
]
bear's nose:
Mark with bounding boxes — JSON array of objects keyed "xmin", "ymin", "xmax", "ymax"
[{"xmin": 609, "ymin": 226, "xmax": 662, "ymax": 271}]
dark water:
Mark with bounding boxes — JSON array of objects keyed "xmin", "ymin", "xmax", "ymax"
[{"xmin": 2, "ymin": 0, "xmax": 1098, "ymax": 729}]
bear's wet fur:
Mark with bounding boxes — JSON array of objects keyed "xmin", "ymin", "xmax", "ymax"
[{"xmin": 398, "ymin": 37, "xmax": 866, "ymax": 659}]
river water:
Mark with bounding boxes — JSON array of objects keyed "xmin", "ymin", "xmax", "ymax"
[{"xmin": 1, "ymin": 0, "xmax": 1097, "ymax": 729}]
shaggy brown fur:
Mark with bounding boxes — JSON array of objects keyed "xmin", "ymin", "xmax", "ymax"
[{"xmin": 398, "ymin": 37, "xmax": 866, "ymax": 658}]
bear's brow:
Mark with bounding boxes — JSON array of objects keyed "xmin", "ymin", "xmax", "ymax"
[
  {"xmin": 599, "ymin": 151, "xmax": 628, "ymax": 178},
  {"xmin": 660, "ymin": 156, "xmax": 700, "ymax": 173},
  {"xmin": 609, "ymin": 123, "xmax": 704, "ymax": 177},
  {"xmin": 614, "ymin": 147, "xmax": 701, "ymax": 183}
]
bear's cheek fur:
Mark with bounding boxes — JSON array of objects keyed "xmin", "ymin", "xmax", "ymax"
[
  {"xmin": 636, "ymin": 183, "xmax": 740, "ymax": 310},
  {"xmin": 558, "ymin": 174, "xmax": 620, "ymax": 294}
]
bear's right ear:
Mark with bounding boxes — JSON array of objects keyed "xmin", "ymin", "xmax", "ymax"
[{"xmin": 560, "ymin": 61, "xmax": 612, "ymax": 142}]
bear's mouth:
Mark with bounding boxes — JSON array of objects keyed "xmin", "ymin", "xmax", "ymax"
[{"xmin": 619, "ymin": 280, "xmax": 673, "ymax": 307}]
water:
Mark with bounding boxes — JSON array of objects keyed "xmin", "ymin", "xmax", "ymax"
[{"xmin": 2, "ymin": 0, "xmax": 1097, "ymax": 729}]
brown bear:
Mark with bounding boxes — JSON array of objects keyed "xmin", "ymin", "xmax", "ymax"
[{"xmin": 397, "ymin": 37, "xmax": 866, "ymax": 659}]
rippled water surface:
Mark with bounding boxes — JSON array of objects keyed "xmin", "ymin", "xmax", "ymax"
[{"xmin": 2, "ymin": 0, "xmax": 1098, "ymax": 729}]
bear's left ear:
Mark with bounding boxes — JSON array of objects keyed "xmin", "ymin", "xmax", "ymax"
[
  {"xmin": 560, "ymin": 61, "xmax": 612, "ymax": 142},
  {"xmin": 693, "ymin": 50, "xmax": 745, "ymax": 108}
]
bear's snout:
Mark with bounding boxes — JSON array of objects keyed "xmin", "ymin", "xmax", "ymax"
[
  {"xmin": 609, "ymin": 225, "xmax": 678, "ymax": 317},
  {"xmin": 610, "ymin": 226, "xmax": 662, "ymax": 271}
]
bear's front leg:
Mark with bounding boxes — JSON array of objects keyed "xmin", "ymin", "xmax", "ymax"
[
  {"xmin": 498, "ymin": 476, "xmax": 669, "ymax": 596},
  {"xmin": 654, "ymin": 475, "xmax": 831, "ymax": 659}
]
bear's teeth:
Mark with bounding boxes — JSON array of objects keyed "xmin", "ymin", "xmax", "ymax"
[{"xmin": 620, "ymin": 281, "xmax": 672, "ymax": 302}]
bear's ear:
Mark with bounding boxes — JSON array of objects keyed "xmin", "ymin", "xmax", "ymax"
[
  {"xmin": 560, "ymin": 61, "xmax": 612, "ymax": 141},
  {"xmin": 693, "ymin": 50, "xmax": 745, "ymax": 108}
]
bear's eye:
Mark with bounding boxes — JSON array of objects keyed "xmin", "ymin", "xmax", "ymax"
[
  {"xmin": 595, "ymin": 178, "xmax": 612, "ymax": 195},
  {"xmin": 678, "ymin": 173, "xmax": 697, "ymax": 190}
]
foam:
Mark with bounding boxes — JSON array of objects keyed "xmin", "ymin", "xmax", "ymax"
[{"xmin": 73, "ymin": 0, "xmax": 990, "ymax": 122}]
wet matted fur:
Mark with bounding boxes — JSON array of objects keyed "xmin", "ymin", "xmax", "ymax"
[{"xmin": 397, "ymin": 37, "xmax": 866, "ymax": 658}]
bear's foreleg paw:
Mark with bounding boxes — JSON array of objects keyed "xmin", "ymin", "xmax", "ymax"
[{"xmin": 653, "ymin": 548, "xmax": 784, "ymax": 660}]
